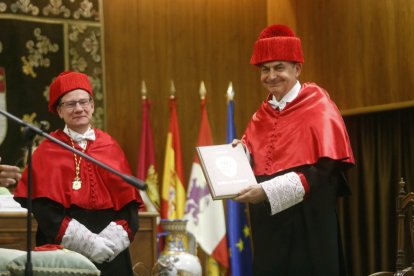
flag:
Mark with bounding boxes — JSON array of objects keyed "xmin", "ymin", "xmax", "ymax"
[
  {"xmin": 184, "ymin": 96, "xmax": 229, "ymax": 270},
  {"xmin": 136, "ymin": 97, "xmax": 160, "ymax": 212},
  {"xmin": 161, "ymin": 97, "xmax": 186, "ymax": 219},
  {"xmin": 226, "ymin": 91, "xmax": 253, "ymax": 276}
]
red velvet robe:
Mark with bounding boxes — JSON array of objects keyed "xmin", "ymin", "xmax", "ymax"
[
  {"xmin": 242, "ymin": 82, "xmax": 354, "ymax": 175},
  {"xmin": 15, "ymin": 128, "xmax": 142, "ymax": 210},
  {"xmin": 14, "ymin": 129, "xmax": 142, "ymax": 276}
]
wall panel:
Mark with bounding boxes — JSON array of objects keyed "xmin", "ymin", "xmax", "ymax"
[
  {"xmin": 267, "ymin": 0, "xmax": 414, "ymax": 114},
  {"xmin": 103, "ymin": 1, "xmax": 266, "ymax": 198}
]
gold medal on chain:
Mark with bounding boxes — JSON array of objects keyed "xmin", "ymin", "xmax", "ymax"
[{"xmin": 72, "ymin": 177, "xmax": 82, "ymax": 190}]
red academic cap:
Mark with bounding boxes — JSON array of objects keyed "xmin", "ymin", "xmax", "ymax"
[
  {"xmin": 250, "ymin": 24, "xmax": 304, "ymax": 65},
  {"xmin": 48, "ymin": 71, "xmax": 93, "ymax": 113}
]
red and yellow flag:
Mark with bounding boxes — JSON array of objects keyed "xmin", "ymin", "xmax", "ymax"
[
  {"xmin": 161, "ymin": 97, "xmax": 186, "ymax": 219},
  {"xmin": 137, "ymin": 97, "xmax": 160, "ymax": 212}
]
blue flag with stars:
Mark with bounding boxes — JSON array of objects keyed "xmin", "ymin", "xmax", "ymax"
[{"xmin": 226, "ymin": 98, "xmax": 253, "ymax": 276}]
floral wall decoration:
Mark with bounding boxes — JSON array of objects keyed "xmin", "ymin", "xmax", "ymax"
[{"xmin": 0, "ymin": 0, "xmax": 105, "ymax": 168}]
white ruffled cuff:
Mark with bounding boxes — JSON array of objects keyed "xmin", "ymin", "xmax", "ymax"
[{"xmin": 261, "ymin": 172, "xmax": 305, "ymax": 215}]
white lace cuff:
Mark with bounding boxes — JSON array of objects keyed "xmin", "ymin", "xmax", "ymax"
[{"xmin": 261, "ymin": 172, "xmax": 305, "ymax": 215}]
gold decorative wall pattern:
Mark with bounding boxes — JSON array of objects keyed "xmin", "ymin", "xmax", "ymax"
[
  {"xmin": 21, "ymin": 27, "xmax": 60, "ymax": 78},
  {"xmin": 0, "ymin": 0, "xmax": 105, "ymax": 167}
]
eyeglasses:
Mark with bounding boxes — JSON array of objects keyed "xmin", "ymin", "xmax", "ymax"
[{"xmin": 59, "ymin": 98, "xmax": 92, "ymax": 110}]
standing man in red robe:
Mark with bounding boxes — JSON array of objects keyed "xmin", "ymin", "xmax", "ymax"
[
  {"xmin": 14, "ymin": 71, "xmax": 143, "ymax": 276},
  {"xmin": 234, "ymin": 25, "xmax": 355, "ymax": 275}
]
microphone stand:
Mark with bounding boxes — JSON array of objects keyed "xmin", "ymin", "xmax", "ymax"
[
  {"xmin": 0, "ymin": 109, "xmax": 147, "ymax": 276},
  {"xmin": 22, "ymin": 126, "xmax": 35, "ymax": 276}
]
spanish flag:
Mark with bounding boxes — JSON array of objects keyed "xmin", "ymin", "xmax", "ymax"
[{"xmin": 161, "ymin": 96, "xmax": 186, "ymax": 219}]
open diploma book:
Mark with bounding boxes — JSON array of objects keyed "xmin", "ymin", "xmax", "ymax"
[{"xmin": 196, "ymin": 143, "xmax": 257, "ymax": 200}]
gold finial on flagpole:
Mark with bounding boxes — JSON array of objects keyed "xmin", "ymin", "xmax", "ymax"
[
  {"xmin": 199, "ymin": 81, "xmax": 207, "ymax": 100},
  {"xmin": 226, "ymin": 81, "xmax": 234, "ymax": 101},
  {"xmin": 141, "ymin": 80, "xmax": 147, "ymax": 100},
  {"xmin": 170, "ymin": 80, "xmax": 176, "ymax": 99}
]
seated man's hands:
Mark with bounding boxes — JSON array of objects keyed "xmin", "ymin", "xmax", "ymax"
[
  {"xmin": 99, "ymin": 222, "xmax": 130, "ymax": 262},
  {"xmin": 61, "ymin": 219, "xmax": 115, "ymax": 264}
]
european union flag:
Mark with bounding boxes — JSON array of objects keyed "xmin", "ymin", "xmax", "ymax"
[{"xmin": 226, "ymin": 96, "xmax": 253, "ymax": 276}]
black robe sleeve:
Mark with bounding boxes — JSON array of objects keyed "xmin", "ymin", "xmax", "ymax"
[
  {"xmin": 297, "ymin": 157, "xmax": 351, "ymax": 197},
  {"xmin": 32, "ymin": 197, "xmax": 66, "ymax": 245}
]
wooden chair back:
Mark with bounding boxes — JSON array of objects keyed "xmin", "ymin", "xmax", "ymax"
[{"xmin": 369, "ymin": 178, "xmax": 414, "ymax": 276}]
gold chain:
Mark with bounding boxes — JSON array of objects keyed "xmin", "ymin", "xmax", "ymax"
[{"xmin": 67, "ymin": 128, "xmax": 86, "ymax": 190}]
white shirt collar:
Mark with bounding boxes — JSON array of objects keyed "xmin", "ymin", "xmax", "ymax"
[{"xmin": 268, "ymin": 81, "xmax": 301, "ymax": 110}]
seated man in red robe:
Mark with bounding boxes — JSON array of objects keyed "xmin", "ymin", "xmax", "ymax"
[{"xmin": 14, "ymin": 71, "xmax": 143, "ymax": 276}]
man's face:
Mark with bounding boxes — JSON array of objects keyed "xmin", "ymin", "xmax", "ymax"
[
  {"xmin": 260, "ymin": 61, "xmax": 302, "ymax": 100},
  {"xmin": 56, "ymin": 89, "xmax": 94, "ymax": 133}
]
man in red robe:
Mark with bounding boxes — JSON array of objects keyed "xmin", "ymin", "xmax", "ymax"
[
  {"xmin": 14, "ymin": 71, "xmax": 143, "ymax": 276},
  {"xmin": 234, "ymin": 25, "xmax": 355, "ymax": 275}
]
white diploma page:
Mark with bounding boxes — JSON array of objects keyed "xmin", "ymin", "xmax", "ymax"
[{"xmin": 196, "ymin": 143, "xmax": 257, "ymax": 200}]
